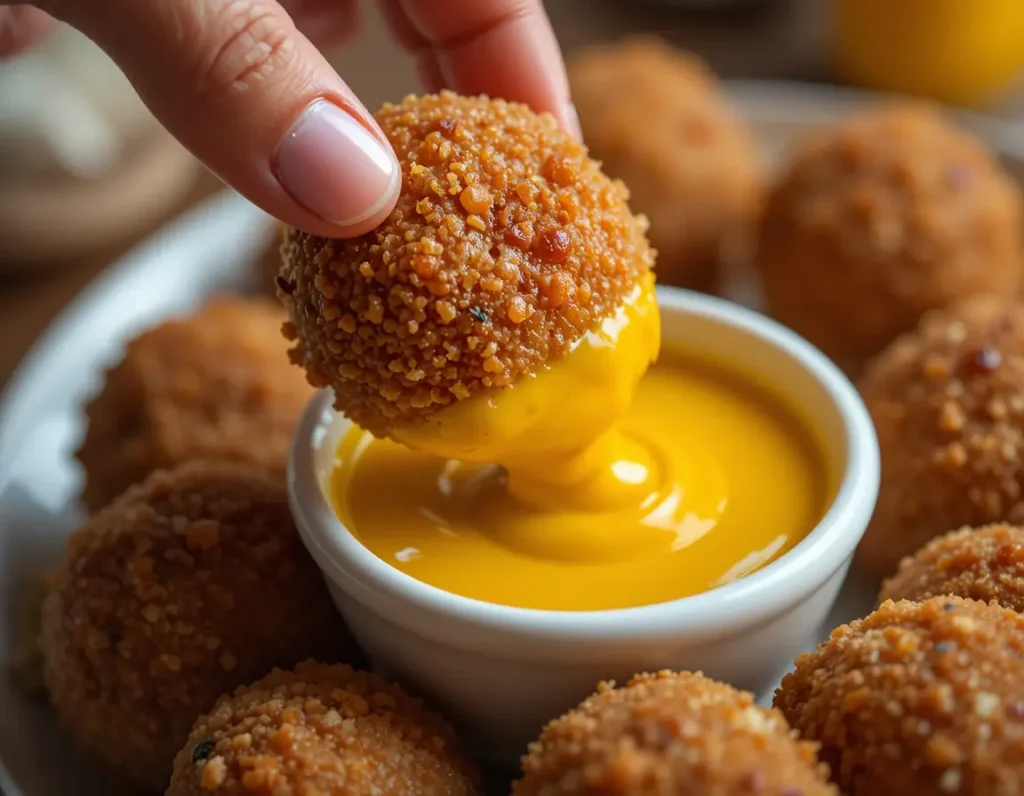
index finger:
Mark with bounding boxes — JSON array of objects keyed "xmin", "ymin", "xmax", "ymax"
[
  {"xmin": 0, "ymin": 6, "xmax": 55, "ymax": 57},
  {"xmin": 380, "ymin": 0, "xmax": 580, "ymax": 137}
]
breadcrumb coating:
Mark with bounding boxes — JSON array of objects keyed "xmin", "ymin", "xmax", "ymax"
[
  {"xmin": 880, "ymin": 524, "xmax": 1024, "ymax": 612},
  {"xmin": 39, "ymin": 462, "xmax": 352, "ymax": 791},
  {"xmin": 76, "ymin": 296, "xmax": 313, "ymax": 513},
  {"xmin": 167, "ymin": 660, "xmax": 479, "ymax": 796},
  {"xmin": 757, "ymin": 102, "xmax": 1023, "ymax": 373},
  {"xmin": 279, "ymin": 91, "xmax": 654, "ymax": 438},
  {"xmin": 775, "ymin": 597, "xmax": 1024, "ymax": 796},
  {"xmin": 857, "ymin": 296, "xmax": 1024, "ymax": 577},
  {"xmin": 514, "ymin": 670, "xmax": 836, "ymax": 795},
  {"xmin": 570, "ymin": 36, "xmax": 763, "ymax": 293}
]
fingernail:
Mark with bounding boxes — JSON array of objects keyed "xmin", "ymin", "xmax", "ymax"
[
  {"xmin": 274, "ymin": 99, "xmax": 399, "ymax": 228},
  {"xmin": 565, "ymin": 102, "xmax": 584, "ymax": 142}
]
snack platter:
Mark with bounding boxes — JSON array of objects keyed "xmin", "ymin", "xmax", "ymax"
[{"xmin": 0, "ymin": 81, "xmax": 1021, "ymax": 796}]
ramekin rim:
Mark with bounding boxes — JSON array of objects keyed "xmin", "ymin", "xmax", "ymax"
[{"xmin": 289, "ymin": 285, "xmax": 880, "ymax": 642}]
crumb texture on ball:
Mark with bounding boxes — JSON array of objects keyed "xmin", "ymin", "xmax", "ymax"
[
  {"xmin": 514, "ymin": 670, "xmax": 836, "ymax": 796},
  {"xmin": 880, "ymin": 523, "xmax": 1024, "ymax": 612},
  {"xmin": 76, "ymin": 296, "xmax": 312, "ymax": 513},
  {"xmin": 40, "ymin": 461, "xmax": 351, "ymax": 791},
  {"xmin": 569, "ymin": 36, "xmax": 763, "ymax": 292},
  {"xmin": 167, "ymin": 660, "xmax": 479, "ymax": 796},
  {"xmin": 857, "ymin": 297, "xmax": 1024, "ymax": 577},
  {"xmin": 279, "ymin": 91, "xmax": 654, "ymax": 438},
  {"xmin": 757, "ymin": 102, "xmax": 1023, "ymax": 371},
  {"xmin": 775, "ymin": 597, "xmax": 1024, "ymax": 796}
]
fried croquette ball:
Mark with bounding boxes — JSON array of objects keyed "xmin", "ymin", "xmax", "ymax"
[
  {"xmin": 167, "ymin": 660, "xmax": 479, "ymax": 796},
  {"xmin": 279, "ymin": 91, "xmax": 654, "ymax": 439},
  {"xmin": 857, "ymin": 296, "xmax": 1024, "ymax": 577},
  {"xmin": 40, "ymin": 462, "xmax": 352, "ymax": 791},
  {"xmin": 569, "ymin": 36, "xmax": 763, "ymax": 293},
  {"xmin": 757, "ymin": 103, "xmax": 1024, "ymax": 373},
  {"xmin": 76, "ymin": 296, "xmax": 313, "ymax": 513},
  {"xmin": 774, "ymin": 597, "xmax": 1024, "ymax": 796},
  {"xmin": 514, "ymin": 670, "xmax": 836, "ymax": 796},
  {"xmin": 880, "ymin": 524, "xmax": 1024, "ymax": 612}
]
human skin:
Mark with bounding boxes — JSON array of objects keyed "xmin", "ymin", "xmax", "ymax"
[{"xmin": 0, "ymin": 0, "xmax": 579, "ymax": 239}]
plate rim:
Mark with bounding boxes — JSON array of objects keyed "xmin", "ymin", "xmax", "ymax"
[
  {"xmin": 0, "ymin": 188, "xmax": 261, "ymax": 487},
  {"xmin": 725, "ymin": 78, "xmax": 1024, "ymax": 160}
]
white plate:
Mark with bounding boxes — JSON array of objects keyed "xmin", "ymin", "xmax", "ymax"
[{"xmin": 1, "ymin": 81, "xmax": 1021, "ymax": 796}]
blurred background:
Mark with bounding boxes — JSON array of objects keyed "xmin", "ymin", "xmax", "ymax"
[{"xmin": 0, "ymin": 0, "xmax": 1020, "ymax": 387}]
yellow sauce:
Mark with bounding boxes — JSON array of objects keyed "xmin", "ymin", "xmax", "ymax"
[
  {"xmin": 390, "ymin": 274, "xmax": 661, "ymax": 513},
  {"xmin": 331, "ymin": 283, "xmax": 829, "ymax": 610}
]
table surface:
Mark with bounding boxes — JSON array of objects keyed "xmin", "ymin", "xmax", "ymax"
[{"xmin": 0, "ymin": 0, "xmax": 1015, "ymax": 390}]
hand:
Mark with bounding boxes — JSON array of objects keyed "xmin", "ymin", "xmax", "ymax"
[{"xmin": 0, "ymin": 0, "xmax": 577, "ymax": 238}]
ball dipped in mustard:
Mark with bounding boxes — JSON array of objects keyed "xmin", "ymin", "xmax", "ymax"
[{"xmin": 279, "ymin": 91, "xmax": 654, "ymax": 440}]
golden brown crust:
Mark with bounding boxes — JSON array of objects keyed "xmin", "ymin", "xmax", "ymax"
[
  {"xmin": 514, "ymin": 670, "xmax": 836, "ymax": 796},
  {"xmin": 570, "ymin": 36, "xmax": 763, "ymax": 293},
  {"xmin": 757, "ymin": 102, "xmax": 1024, "ymax": 372},
  {"xmin": 857, "ymin": 296, "xmax": 1024, "ymax": 577},
  {"xmin": 167, "ymin": 660, "xmax": 479, "ymax": 796},
  {"xmin": 76, "ymin": 296, "xmax": 313, "ymax": 513},
  {"xmin": 880, "ymin": 523, "xmax": 1024, "ymax": 611},
  {"xmin": 774, "ymin": 597, "xmax": 1024, "ymax": 796},
  {"xmin": 279, "ymin": 91, "xmax": 653, "ymax": 438},
  {"xmin": 40, "ymin": 462, "xmax": 353, "ymax": 791}
]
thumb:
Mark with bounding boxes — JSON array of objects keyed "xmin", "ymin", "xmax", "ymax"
[{"xmin": 46, "ymin": 0, "xmax": 400, "ymax": 238}]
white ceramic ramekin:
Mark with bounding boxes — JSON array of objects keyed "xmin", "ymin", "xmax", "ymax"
[{"xmin": 289, "ymin": 286, "xmax": 880, "ymax": 766}]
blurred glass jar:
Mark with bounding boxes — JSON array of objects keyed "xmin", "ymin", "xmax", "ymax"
[
  {"xmin": 0, "ymin": 25, "xmax": 201, "ymax": 270},
  {"xmin": 836, "ymin": 0, "xmax": 1024, "ymax": 107}
]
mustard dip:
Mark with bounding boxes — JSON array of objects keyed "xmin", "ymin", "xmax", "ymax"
[{"xmin": 332, "ymin": 350, "xmax": 829, "ymax": 611}]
